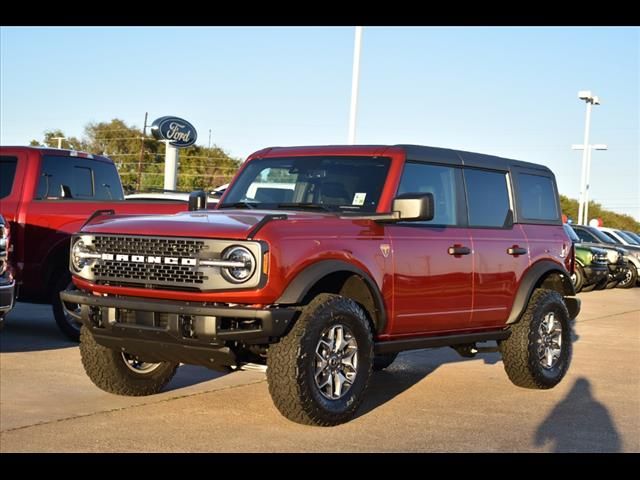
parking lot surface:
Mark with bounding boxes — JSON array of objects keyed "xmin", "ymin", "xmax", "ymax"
[{"xmin": 1, "ymin": 288, "xmax": 638, "ymax": 452}]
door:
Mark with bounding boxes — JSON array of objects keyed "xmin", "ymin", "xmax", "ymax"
[
  {"xmin": 388, "ymin": 162, "xmax": 473, "ymax": 335},
  {"xmin": 464, "ymin": 168, "xmax": 529, "ymax": 328}
]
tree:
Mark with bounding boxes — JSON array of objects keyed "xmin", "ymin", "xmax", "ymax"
[
  {"xmin": 560, "ymin": 195, "xmax": 639, "ymax": 231},
  {"xmin": 30, "ymin": 119, "xmax": 242, "ymax": 193}
]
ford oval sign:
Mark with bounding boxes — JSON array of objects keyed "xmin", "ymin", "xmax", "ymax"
[{"xmin": 150, "ymin": 116, "xmax": 197, "ymax": 148}]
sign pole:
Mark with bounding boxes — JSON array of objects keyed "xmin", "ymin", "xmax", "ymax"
[{"xmin": 164, "ymin": 141, "xmax": 179, "ymax": 191}]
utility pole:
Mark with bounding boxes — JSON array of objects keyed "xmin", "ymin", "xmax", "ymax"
[
  {"xmin": 135, "ymin": 112, "xmax": 148, "ymax": 192},
  {"xmin": 208, "ymin": 129, "xmax": 212, "ymax": 150},
  {"xmin": 52, "ymin": 136, "xmax": 65, "ymax": 149},
  {"xmin": 348, "ymin": 26, "xmax": 363, "ymax": 144}
]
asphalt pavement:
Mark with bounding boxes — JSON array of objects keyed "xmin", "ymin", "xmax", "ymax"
[{"xmin": 1, "ymin": 288, "xmax": 638, "ymax": 452}]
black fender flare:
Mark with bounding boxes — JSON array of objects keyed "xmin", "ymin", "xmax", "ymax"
[
  {"xmin": 276, "ymin": 260, "xmax": 387, "ymax": 332},
  {"xmin": 507, "ymin": 260, "xmax": 577, "ymax": 324}
]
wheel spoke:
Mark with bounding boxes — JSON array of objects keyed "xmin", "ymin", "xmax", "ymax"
[{"xmin": 314, "ymin": 323, "xmax": 359, "ymax": 400}]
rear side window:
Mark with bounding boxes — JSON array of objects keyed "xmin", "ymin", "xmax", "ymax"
[
  {"xmin": 515, "ymin": 173, "xmax": 559, "ymax": 222},
  {"xmin": 464, "ymin": 169, "xmax": 510, "ymax": 227},
  {"xmin": 397, "ymin": 163, "xmax": 461, "ymax": 226},
  {"xmin": 36, "ymin": 156, "xmax": 124, "ymax": 201},
  {"xmin": 1, "ymin": 156, "xmax": 17, "ymax": 199},
  {"xmin": 573, "ymin": 228, "xmax": 598, "ymax": 243}
]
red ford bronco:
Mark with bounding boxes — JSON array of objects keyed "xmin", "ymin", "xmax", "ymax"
[{"xmin": 61, "ymin": 145, "xmax": 579, "ymax": 426}]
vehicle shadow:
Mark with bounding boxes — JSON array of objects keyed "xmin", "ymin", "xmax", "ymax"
[
  {"xmin": 0, "ymin": 303, "xmax": 76, "ymax": 353},
  {"xmin": 357, "ymin": 345, "xmax": 501, "ymax": 418},
  {"xmin": 534, "ymin": 377, "xmax": 621, "ymax": 452},
  {"xmin": 166, "ymin": 364, "xmax": 228, "ymax": 391}
]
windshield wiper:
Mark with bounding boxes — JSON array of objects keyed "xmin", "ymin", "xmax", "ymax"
[
  {"xmin": 276, "ymin": 203, "xmax": 335, "ymax": 212},
  {"xmin": 218, "ymin": 201, "xmax": 257, "ymax": 210}
]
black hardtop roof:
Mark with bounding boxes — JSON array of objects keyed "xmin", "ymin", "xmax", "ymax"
[
  {"xmin": 265, "ymin": 144, "xmax": 552, "ymax": 174},
  {"xmin": 397, "ymin": 144, "xmax": 552, "ymax": 173}
]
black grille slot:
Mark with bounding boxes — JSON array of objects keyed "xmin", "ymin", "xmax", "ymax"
[{"xmin": 90, "ymin": 235, "xmax": 208, "ymax": 288}]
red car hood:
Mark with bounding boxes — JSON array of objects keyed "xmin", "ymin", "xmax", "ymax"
[{"xmin": 81, "ymin": 209, "xmax": 328, "ymax": 240}]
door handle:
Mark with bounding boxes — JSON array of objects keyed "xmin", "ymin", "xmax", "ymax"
[
  {"xmin": 507, "ymin": 246, "xmax": 527, "ymax": 256},
  {"xmin": 448, "ymin": 245, "xmax": 471, "ymax": 256}
]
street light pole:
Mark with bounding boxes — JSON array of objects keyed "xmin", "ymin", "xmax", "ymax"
[
  {"xmin": 572, "ymin": 142, "xmax": 607, "ymax": 225},
  {"xmin": 348, "ymin": 26, "xmax": 363, "ymax": 145},
  {"xmin": 576, "ymin": 91, "xmax": 600, "ymax": 225}
]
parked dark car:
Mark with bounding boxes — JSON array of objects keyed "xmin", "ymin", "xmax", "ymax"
[
  {"xmin": 0, "ymin": 214, "xmax": 15, "ymax": 327},
  {"xmin": 571, "ymin": 225, "xmax": 636, "ymax": 289},
  {"xmin": 563, "ymin": 224, "xmax": 608, "ymax": 293}
]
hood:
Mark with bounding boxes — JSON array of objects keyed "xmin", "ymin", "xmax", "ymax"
[{"xmin": 81, "ymin": 209, "xmax": 331, "ymax": 240}]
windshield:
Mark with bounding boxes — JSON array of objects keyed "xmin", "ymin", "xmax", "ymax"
[
  {"xmin": 219, "ymin": 156, "xmax": 391, "ymax": 212},
  {"xmin": 563, "ymin": 224, "xmax": 580, "ymax": 242},
  {"xmin": 586, "ymin": 226, "xmax": 617, "ymax": 244},
  {"xmin": 616, "ymin": 230, "xmax": 640, "ymax": 245},
  {"xmin": 623, "ymin": 231, "xmax": 640, "ymax": 244}
]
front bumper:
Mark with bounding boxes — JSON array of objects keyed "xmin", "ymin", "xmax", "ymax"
[
  {"xmin": 0, "ymin": 280, "xmax": 15, "ymax": 316},
  {"xmin": 583, "ymin": 264, "xmax": 608, "ymax": 285},
  {"xmin": 60, "ymin": 289, "xmax": 298, "ymax": 369}
]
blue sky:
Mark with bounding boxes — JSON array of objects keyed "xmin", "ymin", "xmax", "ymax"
[{"xmin": 1, "ymin": 27, "xmax": 638, "ymax": 219}]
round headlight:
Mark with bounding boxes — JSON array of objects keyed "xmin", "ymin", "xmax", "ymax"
[
  {"xmin": 72, "ymin": 239, "xmax": 98, "ymax": 271},
  {"xmin": 220, "ymin": 246, "xmax": 256, "ymax": 283}
]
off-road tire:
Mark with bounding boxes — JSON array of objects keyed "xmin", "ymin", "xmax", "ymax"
[
  {"xmin": 373, "ymin": 352, "xmax": 398, "ymax": 371},
  {"xmin": 594, "ymin": 277, "xmax": 609, "ymax": 290},
  {"xmin": 571, "ymin": 265, "xmax": 584, "ymax": 293},
  {"xmin": 266, "ymin": 293, "xmax": 374, "ymax": 426},
  {"xmin": 617, "ymin": 262, "xmax": 637, "ymax": 289},
  {"xmin": 499, "ymin": 289, "xmax": 572, "ymax": 389},
  {"xmin": 80, "ymin": 326, "xmax": 178, "ymax": 396},
  {"xmin": 52, "ymin": 268, "xmax": 81, "ymax": 342}
]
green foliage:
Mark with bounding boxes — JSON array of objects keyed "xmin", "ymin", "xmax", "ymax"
[
  {"xmin": 30, "ymin": 119, "xmax": 242, "ymax": 193},
  {"xmin": 560, "ymin": 195, "xmax": 640, "ymax": 231}
]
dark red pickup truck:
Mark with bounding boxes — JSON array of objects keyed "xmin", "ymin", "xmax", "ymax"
[{"xmin": 0, "ymin": 146, "xmax": 188, "ymax": 339}]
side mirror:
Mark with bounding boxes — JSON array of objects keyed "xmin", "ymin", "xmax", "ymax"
[
  {"xmin": 391, "ymin": 193, "xmax": 434, "ymax": 222},
  {"xmin": 188, "ymin": 190, "xmax": 208, "ymax": 211}
]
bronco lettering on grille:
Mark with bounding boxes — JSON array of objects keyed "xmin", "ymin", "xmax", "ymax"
[{"xmin": 100, "ymin": 253, "xmax": 196, "ymax": 266}]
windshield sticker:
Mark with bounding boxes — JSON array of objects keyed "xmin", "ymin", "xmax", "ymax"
[{"xmin": 352, "ymin": 192, "xmax": 367, "ymax": 206}]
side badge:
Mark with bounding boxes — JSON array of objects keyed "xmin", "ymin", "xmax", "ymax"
[{"xmin": 380, "ymin": 244, "xmax": 391, "ymax": 258}]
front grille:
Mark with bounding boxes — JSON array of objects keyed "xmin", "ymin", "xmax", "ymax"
[
  {"xmin": 593, "ymin": 253, "xmax": 608, "ymax": 264},
  {"xmin": 91, "ymin": 235, "xmax": 208, "ymax": 288},
  {"xmin": 93, "ymin": 236, "xmax": 205, "ymax": 257}
]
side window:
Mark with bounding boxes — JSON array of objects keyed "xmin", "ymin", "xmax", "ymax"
[
  {"xmin": 601, "ymin": 231, "xmax": 619, "ymax": 243},
  {"xmin": 397, "ymin": 163, "xmax": 460, "ymax": 226},
  {"xmin": 515, "ymin": 173, "xmax": 559, "ymax": 221},
  {"xmin": 574, "ymin": 228, "xmax": 597, "ymax": 243},
  {"xmin": 464, "ymin": 169, "xmax": 510, "ymax": 227},
  {"xmin": 0, "ymin": 156, "xmax": 18, "ymax": 199}
]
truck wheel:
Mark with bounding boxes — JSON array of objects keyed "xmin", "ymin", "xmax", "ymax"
[
  {"xmin": 499, "ymin": 289, "xmax": 572, "ymax": 389},
  {"xmin": 570, "ymin": 265, "xmax": 584, "ymax": 293},
  {"xmin": 51, "ymin": 269, "xmax": 82, "ymax": 342},
  {"xmin": 373, "ymin": 352, "xmax": 398, "ymax": 371},
  {"xmin": 79, "ymin": 327, "xmax": 178, "ymax": 396},
  {"xmin": 617, "ymin": 263, "xmax": 637, "ymax": 289},
  {"xmin": 267, "ymin": 293, "xmax": 373, "ymax": 426}
]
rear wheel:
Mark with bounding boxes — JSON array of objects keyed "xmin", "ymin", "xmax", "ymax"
[
  {"xmin": 499, "ymin": 289, "xmax": 572, "ymax": 389},
  {"xmin": 80, "ymin": 327, "xmax": 178, "ymax": 396},
  {"xmin": 267, "ymin": 294, "xmax": 373, "ymax": 426},
  {"xmin": 52, "ymin": 268, "xmax": 82, "ymax": 342}
]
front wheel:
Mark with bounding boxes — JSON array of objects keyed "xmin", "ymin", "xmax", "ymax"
[
  {"xmin": 80, "ymin": 327, "xmax": 178, "ymax": 396},
  {"xmin": 570, "ymin": 265, "xmax": 584, "ymax": 293},
  {"xmin": 499, "ymin": 289, "xmax": 572, "ymax": 389},
  {"xmin": 267, "ymin": 294, "xmax": 373, "ymax": 426},
  {"xmin": 52, "ymin": 269, "xmax": 82, "ymax": 341},
  {"xmin": 617, "ymin": 263, "xmax": 637, "ymax": 289}
]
